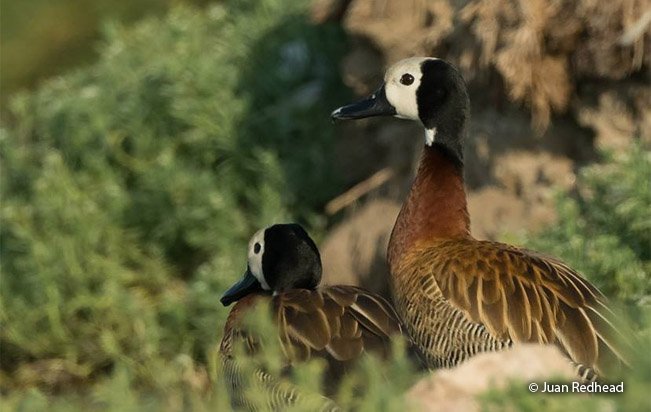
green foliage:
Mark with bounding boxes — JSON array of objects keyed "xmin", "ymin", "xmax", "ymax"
[
  {"xmin": 1, "ymin": 0, "xmax": 214, "ymax": 99},
  {"xmin": 525, "ymin": 145, "xmax": 651, "ymax": 308},
  {"xmin": 334, "ymin": 339, "xmax": 418, "ymax": 411},
  {"xmin": 2, "ymin": 358, "xmax": 233, "ymax": 412},
  {"xmin": 1, "ymin": 0, "xmax": 347, "ymax": 400},
  {"xmin": 480, "ymin": 381, "xmax": 605, "ymax": 412}
]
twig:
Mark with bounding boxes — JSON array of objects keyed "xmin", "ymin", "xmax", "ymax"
[{"xmin": 325, "ymin": 168, "xmax": 394, "ymax": 215}]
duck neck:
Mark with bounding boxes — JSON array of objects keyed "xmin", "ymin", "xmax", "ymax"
[{"xmin": 388, "ymin": 142, "xmax": 470, "ymax": 270}]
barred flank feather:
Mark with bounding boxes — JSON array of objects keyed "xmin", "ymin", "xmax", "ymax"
[
  {"xmin": 391, "ymin": 240, "xmax": 630, "ymax": 379},
  {"xmin": 220, "ymin": 357, "xmax": 339, "ymax": 411}
]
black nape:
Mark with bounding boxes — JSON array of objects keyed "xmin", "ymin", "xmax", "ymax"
[
  {"xmin": 262, "ymin": 224, "xmax": 322, "ymax": 292},
  {"xmin": 416, "ymin": 59, "xmax": 469, "ymax": 164}
]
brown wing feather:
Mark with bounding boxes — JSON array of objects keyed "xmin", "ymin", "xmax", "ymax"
[
  {"xmin": 423, "ymin": 239, "xmax": 628, "ymax": 376},
  {"xmin": 220, "ymin": 286, "xmax": 404, "ymax": 364},
  {"xmin": 335, "ymin": 286, "xmax": 403, "ymax": 338},
  {"xmin": 281, "ymin": 291, "xmax": 332, "ymax": 351}
]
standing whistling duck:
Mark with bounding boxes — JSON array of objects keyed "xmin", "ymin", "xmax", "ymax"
[
  {"xmin": 331, "ymin": 57, "xmax": 628, "ymax": 380},
  {"xmin": 220, "ymin": 223, "xmax": 404, "ymax": 410}
]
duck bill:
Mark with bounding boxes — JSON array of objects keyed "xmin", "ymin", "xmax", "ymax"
[
  {"xmin": 331, "ymin": 84, "xmax": 396, "ymax": 121},
  {"xmin": 220, "ymin": 269, "xmax": 262, "ymax": 306}
]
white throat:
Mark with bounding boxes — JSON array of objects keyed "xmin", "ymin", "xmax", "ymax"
[{"xmin": 425, "ymin": 128, "xmax": 437, "ymax": 146}]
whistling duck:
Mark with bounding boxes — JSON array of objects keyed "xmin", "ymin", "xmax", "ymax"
[
  {"xmin": 331, "ymin": 57, "xmax": 628, "ymax": 380},
  {"xmin": 220, "ymin": 223, "xmax": 404, "ymax": 410}
]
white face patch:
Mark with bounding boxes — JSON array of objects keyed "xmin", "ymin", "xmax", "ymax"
[
  {"xmin": 384, "ymin": 57, "xmax": 439, "ymax": 121},
  {"xmin": 247, "ymin": 228, "xmax": 270, "ymax": 290},
  {"xmin": 425, "ymin": 128, "xmax": 437, "ymax": 146}
]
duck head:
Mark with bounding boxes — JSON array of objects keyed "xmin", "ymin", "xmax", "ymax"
[
  {"xmin": 220, "ymin": 223, "xmax": 322, "ymax": 306},
  {"xmin": 331, "ymin": 57, "xmax": 469, "ymax": 162}
]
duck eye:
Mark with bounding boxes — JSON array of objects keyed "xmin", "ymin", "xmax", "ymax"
[
  {"xmin": 254, "ymin": 242, "xmax": 261, "ymax": 254},
  {"xmin": 400, "ymin": 73, "xmax": 414, "ymax": 85}
]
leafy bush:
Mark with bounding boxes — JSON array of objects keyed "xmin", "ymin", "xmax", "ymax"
[{"xmin": 1, "ymin": 0, "xmax": 347, "ymax": 396}]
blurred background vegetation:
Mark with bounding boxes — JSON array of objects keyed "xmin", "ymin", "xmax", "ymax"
[
  {"xmin": 1, "ymin": 0, "xmax": 649, "ymax": 410},
  {"xmin": 1, "ymin": 0, "xmax": 216, "ymax": 101}
]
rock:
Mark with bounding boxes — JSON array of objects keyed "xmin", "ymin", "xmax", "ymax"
[
  {"xmin": 320, "ymin": 199, "xmax": 400, "ymax": 297},
  {"xmin": 407, "ymin": 345, "xmax": 575, "ymax": 412}
]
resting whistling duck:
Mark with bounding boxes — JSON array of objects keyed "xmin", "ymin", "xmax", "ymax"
[
  {"xmin": 220, "ymin": 223, "xmax": 404, "ymax": 410},
  {"xmin": 331, "ymin": 57, "xmax": 628, "ymax": 380}
]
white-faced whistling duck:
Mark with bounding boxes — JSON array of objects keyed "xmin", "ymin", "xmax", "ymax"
[
  {"xmin": 331, "ymin": 57, "xmax": 630, "ymax": 381},
  {"xmin": 220, "ymin": 223, "xmax": 406, "ymax": 410}
]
